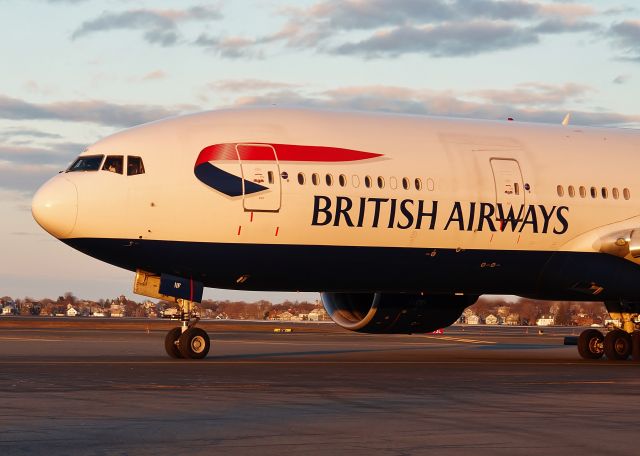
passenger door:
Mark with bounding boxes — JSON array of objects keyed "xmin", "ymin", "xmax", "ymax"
[
  {"xmin": 236, "ymin": 144, "xmax": 281, "ymax": 212},
  {"xmin": 490, "ymin": 158, "xmax": 525, "ymax": 222}
]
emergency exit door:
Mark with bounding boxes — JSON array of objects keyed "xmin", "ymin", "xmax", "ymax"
[
  {"xmin": 490, "ymin": 158, "xmax": 525, "ymax": 219},
  {"xmin": 236, "ymin": 144, "xmax": 281, "ymax": 212}
]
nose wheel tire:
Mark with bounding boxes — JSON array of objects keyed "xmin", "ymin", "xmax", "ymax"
[
  {"xmin": 578, "ymin": 329, "xmax": 604, "ymax": 359},
  {"xmin": 178, "ymin": 327, "xmax": 211, "ymax": 359},
  {"xmin": 164, "ymin": 327, "xmax": 183, "ymax": 359},
  {"xmin": 604, "ymin": 329, "xmax": 632, "ymax": 360}
]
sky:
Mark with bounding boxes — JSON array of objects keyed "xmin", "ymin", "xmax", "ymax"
[{"xmin": 1, "ymin": 0, "xmax": 639, "ymax": 302}]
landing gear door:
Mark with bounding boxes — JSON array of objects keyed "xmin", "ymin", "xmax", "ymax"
[
  {"xmin": 490, "ymin": 158, "xmax": 525, "ymax": 220},
  {"xmin": 236, "ymin": 144, "xmax": 281, "ymax": 212}
]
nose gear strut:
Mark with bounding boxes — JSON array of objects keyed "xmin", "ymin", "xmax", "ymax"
[{"xmin": 164, "ymin": 299, "xmax": 211, "ymax": 359}]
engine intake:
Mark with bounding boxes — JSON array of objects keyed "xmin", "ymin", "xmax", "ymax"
[{"xmin": 321, "ymin": 292, "xmax": 476, "ymax": 334}]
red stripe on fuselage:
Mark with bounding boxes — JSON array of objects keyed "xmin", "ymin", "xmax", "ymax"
[{"xmin": 195, "ymin": 143, "xmax": 382, "ymax": 167}]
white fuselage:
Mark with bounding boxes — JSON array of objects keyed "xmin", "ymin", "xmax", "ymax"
[{"xmin": 32, "ymin": 108, "xmax": 640, "ymax": 300}]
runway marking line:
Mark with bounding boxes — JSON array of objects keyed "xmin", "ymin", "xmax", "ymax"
[
  {"xmin": 0, "ymin": 337, "xmax": 64, "ymax": 342},
  {"xmin": 214, "ymin": 339, "xmax": 472, "ymax": 348},
  {"xmin": 421, "ymin": 335, "xmax": 497, "ymax": 345},
  {"xmin": 512, "ymin": 381, "xmax": 617, "ymax": 385},
  {"xmin": 1, "ymin": 360, "xmax": 637, "ymax": 367}
]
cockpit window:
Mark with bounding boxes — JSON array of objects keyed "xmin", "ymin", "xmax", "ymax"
[
  {"xmin": 102, "ymin": 155, "xmax": 124, "ymax": 174},
  {"xmin": 127, "ymin": 156, "xmax": 145, "ymax": 176},
  {"xmin": 67, "ymin": 155, "xmax": 104, "ymax": 172}
]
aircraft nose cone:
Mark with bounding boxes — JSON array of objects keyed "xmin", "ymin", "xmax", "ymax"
[{"xmin": 32, "ymin": 176, "xmax": 78, "ymax": 238}]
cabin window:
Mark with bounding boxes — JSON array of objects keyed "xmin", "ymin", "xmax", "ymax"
[
  {"xmin": 612, "ymin": 188, "xmax": 620, "ymax": 199},
  {"xmin": 568, "ymin": 186, "xmax": 575, "ymax": 198},
  {"xmin": 377, "ymin": 176, "xmax": 385, "ymax": 189},
  {"xmin": 325, "ymin": 174, "xmax": 333, "ymax": 186},
  {"xmin": 389, "ymin": 177, "xmax": 398, "ymax": 190},
  {"xmin": 601, "ymin": 187, "xmax": 608, "ymax": 199},
  {"xmin": 590, "ymin": 187, "xmax": 597, "ymax": 198},
  {"xmin": 297, "ymin": 173, "xmax": 305, "ymax": 185},
  {"xmin": 338, "ymin": 174, "xmax": 347, "ymax": 187},
  {"xmin": 102, "ymin": 156, "xmax": 124, "ymax": 174},
  {"xmin": 415, "ymin": 178, "xmax": 422, "ymax": 191},
  {"xmin": 427, "ymin": 178, "xmax": 435, "ymax": 191},
  {"xmin": 312, "ymin": 173, "xmax": 320, "ymax": 185},
  {"xmin": 267, "ymin": 171, "xmax": 275, "ymax": 185},
  {"xmin": 579, "ymin": 186, "xmax": 587, "ymax": 198},
  {"xmin": 402, "ymin": 177, "xmax": 409, "ymax": 190},
  {"xmin": 67, "ymin": 155, "xmax": 104, "ymax": 172},
  {"xmin": 624, "ymin": 188, "xmax": 631, "ymax": 200},
  {"xmin": 364, "ymin": 175, "xmax": 372, "ymax": 188},
  {"xmin": 127, "ymin": 156, "xmax": 145, "ymax": 176},
  {"xmin": 352, "ymin": 175, "xmax": 360, "ymax": 188},
  {"xmin": 557, "ymin": 185, "xmax": 564, "ymax": 197}
]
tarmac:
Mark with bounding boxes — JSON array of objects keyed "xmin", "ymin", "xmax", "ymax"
[{"xmin": 0, "ymin": 318, "xmax": 639, "ymax": 456}]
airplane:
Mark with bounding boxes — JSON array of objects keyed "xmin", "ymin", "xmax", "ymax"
[{"xmin": 31, "ymin": 107, "xmax": 640, "ymax": 360}]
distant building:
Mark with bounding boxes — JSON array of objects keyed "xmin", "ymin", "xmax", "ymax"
[
  {"xmin": 66, "ymin": 306, "xmax": 79, "ymax": 317},
  {"xmin": 308, "ymin": 308, "xmax": 328, "ymax": 321},
  {"xmin": 110, "ymin": 303, "xmax": 125, "ymax": 317},
  {"xmin": 2, "ymin": 304, "xmax": 17, "ymax": 316},
  {"xmin": 277, "ymin": 311, "xmax": 294, "ymax": 321},
  {"xmin": 505, "ymin": 314, "xmax": 520, "ymax": 326},
  {"xmin": 484, "ymin": 314, "xmax": 499, "ymax": 325},
  {"xmin": 536, "ymin": 316, "xmax": 555, "ymax": 326},
  {"xmin": 466, "ymin": 314, "xmax": 481, "ymax": 325},
  {"xmin": 497, "ymin": 306, "xmax": 510, "ymax": 318},
  {"xmin": 604, "ymin": 318, "xmax": 622, "ymax": 329},
  {"xmin": 162, "ymin": 307, "xmax": 179, "ymax": 318}
]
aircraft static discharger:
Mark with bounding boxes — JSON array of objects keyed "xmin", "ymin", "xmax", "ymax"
[{"xmin": 32, "ymin": 107, "xmax": 640, "ymax": 360}]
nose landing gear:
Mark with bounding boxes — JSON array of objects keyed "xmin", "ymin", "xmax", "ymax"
[{"xmin": 164, "ymin": 299, "xmax": 211, "ymax": 359}]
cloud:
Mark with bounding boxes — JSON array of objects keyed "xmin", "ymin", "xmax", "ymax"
[
  {"xmin": 141, "ymin": 70, "xmax": 167, "ymax": 81},
  {"xmin": 22, "ymin": 80, "xmax": 53, "ymax": 96},
  {"xmin": 0, "ymin": 94, "xmax": 187, "ymax": 127},
  {"xmin": 602, "ymin": 6, "xmax": 637, "ymax": 16},
  {"xmin": 67, "ymin": 1, "xmax": 604, "ymax": 60},
  {"xmin": 0, "ymin": 142, "xmax": 86, "ymax": 166},
  {"xmin": 0, "ymin": 160, "xmax": 62, "ymax": 193},
  {"xmin": 0, "ymin": 128, "xmax": 62, "ymax": 140},
  {"xmin": 226, "ymin": 82, "xmax": 640, "ymax": 128},
  {"xmin": 532, "ymin": 18, "xmax": 599, "ymax": 34},
  {"xmin": 264, "ymin": 0, "xmax": 600, "ymax": 58},
  {"xmin": 333, "ymin": 21, "xmax": 539, "ymax": 58},
  {"xmin": 208, "ymin": 79, "xmax": 300, "ymax": 93},
  {"xmin": 72, "ymin": 6, "xmax": 222, "ymax": 46},
  {"xmin": 280, "ymin": 0, "xmax": 577, "ymax": 34},
  {"xmin": 143, "ymin": 29, "xmax": 180, "ymax": 47},
  {"xmin": 613, "ymin": 74, "xmax": 630, "ymax": 84},
  {"xmin": 0, "ymin": 138, "xmax": 92, "ymax": 194},
  {"xmin": 468, "ymin": 83, "xmax": 593, "ymax": 107},
  {"xmin": 610, "ymin": 20, "xmax": 640, "ymax": 61},
  {"xmin": 193, "ymin": 34, "xmax": 264, "ymax": 58}
]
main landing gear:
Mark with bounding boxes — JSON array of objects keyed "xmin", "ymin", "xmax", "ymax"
[
  {"xmin": 577, "ymin": 301, "xmax": 639, "ymax": 360},
  {"xmin": 164, "ymin": 299, "xmax": 211, "ymax": 359},
  {"xmin": 577, "ymin": 328, "xmax": 639, "ymax": 360}
]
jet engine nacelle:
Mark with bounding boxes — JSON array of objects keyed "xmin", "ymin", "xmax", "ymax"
[{"xmin": 321, "ymin": 292, "xmax": 477, "ymax": 334}]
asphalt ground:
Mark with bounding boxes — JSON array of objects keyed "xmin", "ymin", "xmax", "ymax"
[{"xmin": 0, "ymin": 319, "xmax": 638, "ymax": 456}]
